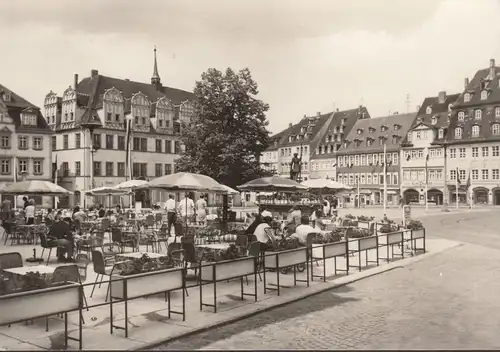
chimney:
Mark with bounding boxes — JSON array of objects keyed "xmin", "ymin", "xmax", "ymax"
[
  {"xmin": 91, "ymin": 69, "xmax": 99, "ymax": 78},
  {"xmin": 336, "ymin": 108, "xmax": 339, "ymax": 112},
  {"xmin": 73, "ymin": 74, "xmax": 78, "ymax": 89},
  {"xmin": 289, "ymin": 123, "xmax": 292, "ymax": 128},
  {"xmin": 125, "ymin": 79, "xmax": 130, "ymax": 82},
  {"xmin": 438, "ymin": 91, "xmax": 446, "ymax": 104},
  {"xmin": 490, "ymin": 58, "xmax": 496, "ymax": 78},
  {"xmin": 464, "ymin": 77, "xmax": 469, "ymax": 89},
  {"xmin": 317, "ymin": 112, "xmax": 321, "ymax": 117},
  {"xmin": 303, "ymin": 114, "xmax": 307, "ymax": 119}
]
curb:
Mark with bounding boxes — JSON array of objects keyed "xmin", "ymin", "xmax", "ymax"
[{"xmin": 134, "ymin": 240, "xmax": 462, "ymax": 351}]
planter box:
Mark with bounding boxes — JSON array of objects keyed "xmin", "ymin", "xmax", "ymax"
[
  {"xmin": 312, "ymin": 241, "xmax": 347, "ymax": 260},
  {"xmin": 200, "ymin": 256, "xmax": 256, "ymax": 282},
  {"xmin": 0, "ymin": 283, "xmax": 80, "ymax": 326},
  {"xmin": 348, "ymin": 236, "xmax": 378, "ymax": 252},
  {"xmin": 357, "ymin": 221, "xmax": 370, "ymax": 230},
  {"xmin": 378, "ymin": 231, "xmax": 404, "ymax": 245},
  {"xmin": 412, "ymin": 228, "xmax": 425, "ymax": 239},
  {"xmin": 375, "ymin": 223, "xmax": 385, "ymax": 233},
  {"xmin": 110, "ymin": 267, "xmax": 184, "ymax": 300},
  {"xmin": 264, "ymin": 248, "xmax": 307, "ymax": 269}
]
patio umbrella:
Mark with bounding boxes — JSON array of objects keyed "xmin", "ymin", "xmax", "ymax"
[
  {"xmin": 220, "ymin": 184, "xmax": 239, "ymax": 195},
  {"xmin": 114, "ymin": 179, "xmax": 149, "ymax": 190},
  {"xmin": 301, "ymin": 178, "xmax": 352, "ymax": 193},
  {"xmin": 0, "ymin": 180, "xmax": 72, "ymax": 196},
  {"xmin": 87, "ymin": 186, "xmax": 127, "ymax": 196},
  {"xmin": 238, "ymin": 176, "xmax": 308, "ymax": 193},
  {"xmin": 142, "ymin": 172, "xmax": 227, "ymax": 193}
]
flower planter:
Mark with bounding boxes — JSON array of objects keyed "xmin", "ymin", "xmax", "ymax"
[
  {"xmin": 110, "ymin": 267, "xmax": 184, "ymax": 300},
  {"xmin": 0, "ymin": 283, "xmax": 80, "ymax": 326},
  {"xmin": 312, "ymin": 241, "xmax": 347, "ymax": 260},
  {"xmin": 378, "ymin": 231, "xmax": 403, "ymax": 246},
  {"xmin": 200, "ymin": 256, "xmax": 256, "ymax": 282},
  {"xmin": 357, "ymin": 221, "xmax": 371, "ymax": 230},
  {"xmin": 348, "ymin": 235, "xmax": 378, "ymax": 252},
  {"xmin": 411, "ymin": 228, "xmax": 425, "ymax": 239},
  {"xmin": 264, "ymin": 247, "xmax": 307, "ymax": 269}
]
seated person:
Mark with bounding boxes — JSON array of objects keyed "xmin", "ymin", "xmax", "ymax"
[
  {"xmin": 285, "ymin": 206, "xmax": 301, "ymax": 235},
  {"xmin": 253, "ymin": 215, "xmax": 277, "ymax": 250},
  {"xmin": 73, "ymin": 206, "xmax": 87, "ymax": 223},
  {"xmin": 311, "ymin": 209, "xmax": 324, "ymax": 230},
  {"xmin": 48, "ymin": 212, "xmax": 75, "ymax": 262},
  {"xmin": 98, "ymin": 205, "xmax": 106, "ymax": 218},
  {"xmin": 291, "ymin": 215, "xmax": 317, "ymax": 245},
  {"xmin": 245, "ymin": 210, "xmax": 271, "ymax": 236}
]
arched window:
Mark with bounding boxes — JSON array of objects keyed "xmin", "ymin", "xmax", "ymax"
[
  {"xmin": 454, "ymin": 127, "xmax": 462, "ymax": 139},
  {"xmin": 426, "ymin": 106, "xmax": 432, "ymax": 114},
  {"xmin": 438, "ymin": 128, "xmax": 444, "ymax": 139},
  {"xmin": 471, "ymin": 125, "xmax": 480, "ymax": 137},
  {"xmin": 475, "ymin": 109, "xmax": 482, "ymax": 120},
  {"xmin": 458, "ymin": 111, "xmax": 465, "ymax": 121},
  {"xmin": 464, "ymin": 93, "xmax": 471, "ymax": 102},
  {"xmin": 492, "ymin": 124, "xmax": 500, "ymax": 135},
  {"xmin": 431, "ymin": 116, "xmax": 437, "ymax": 125}
]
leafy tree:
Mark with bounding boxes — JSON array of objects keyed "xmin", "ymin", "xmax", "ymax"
[{"xmin": 175, "ymin": 67, "xmax": 274, "ymax": 188}]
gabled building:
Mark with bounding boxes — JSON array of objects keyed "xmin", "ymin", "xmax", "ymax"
[
  {"xmin": 445, "ymin": 58, "xmax": 500, "ymax": 205},
  {"xmin": 400, "ymin": 91, "xmax": 460, "ymax": 205},
  {"xmin": 309, "ymin": 106, "xmax": 370, "ymax": 179},
  {"xmin": 44, "ymin": 48, "xmax": 195, "ymax": 208},
  {"xmin": 335, "ymin": 112, "xmax": 417, "ymax": 207},
  {"xmin": 0, "ymin": 84, "xmax": 53, "ymax": 207}
]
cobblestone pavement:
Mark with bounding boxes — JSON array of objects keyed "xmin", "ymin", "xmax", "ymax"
[{"xmin": 154, "ymin": 210, "xmax": 500, "ymax": 350}]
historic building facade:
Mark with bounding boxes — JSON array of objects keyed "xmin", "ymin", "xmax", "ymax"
[
  {"xmin": 335, "ymin": 112, "xmax": 417, "ymax": 207},
  {"xmin": 445, "ymin": 59, "xmax": 500, "ymax": 205},
  {"xmin": 309, "ymin": 106, "xmax": 370, "ymax": 179},
  {"xmin": 44, "ymin": 49, "xmax": 195, "ymax": 208},
  {"xmin": 400, "ymin": 91, "xmax": 460, "ymax": 205},
  {"xmin": 0, "ymin": 84, "xmax": 53, "ymax": 207}
]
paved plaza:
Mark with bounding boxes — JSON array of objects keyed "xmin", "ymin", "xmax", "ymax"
[{"xmin": 154, "ymin": 208, "xmax": 500, "ymax": 350}]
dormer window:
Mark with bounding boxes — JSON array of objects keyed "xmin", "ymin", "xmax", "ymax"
[
  {"xmin": 343, "ymin": 141, "xmax": 348, "ymax": 148},
  {"xmin": 357, "ymin": 129, "xmax": 363, "ymax": 135},
  {"xmin": 381, "ymin": 125, "xmax": 388, "ymax": 132},
  {"xmin": 496, "ymin": 107, "xmax": 500, "ymax": 118},
  {"xmin": 296, "ymin": 135, "xmax": 301, "ymax": 141},
  {"xmin": 367, "ymin": 138, "xmax": 373, "ymax": 146},
  {"xmin": 431, "ymin": 116, "xmax": 437, "ymax": 125},
  {"xmin": 458, "ymin": 111, "xmax": 465, "ymax": 121},
  {"xmin": 475, "ymin": 109, "xmax": 482, "ymax": 120},
  {"xmin": 426, "ymin": 106, "xmax": 432, "ymax": 114},
  {"xmin": 1, "ymin": 92, "xmax": 10, "ymax": 102},
  {"xmin": 407, "ymin": 132, "xmax": 412, "ymax": 142},
  {"xmin": 492, "ymin": 124, "xmax": 500, "ymax": 135},
  {"xmin": 393, "ymin": 124, "xmax": 401, "ymax": 131},
  {"xmin": 481, "ymin": 90, "xmax": 488, "ymax": 100},
  {"xmin": 368, "ymin": 127, "xmax": 375, "ymax": 133},
  {"xmin": 448, "ymin": 104, "xmax": 453, "ymax": 112},
  {"xmin": 341, "ymin": 118, "xmax": 346, "ymax": 125},
  {"xmin": 454, "ymin": 127, "xmax": 462, "ymax": 139},
  {"xmin": 21, "ymin": 111, "xmax": 37, "ymax": 126},
  {"xmin": 300, "ymin": 127, "xmax": 306, "ymax": 134},
  {"xmin": 288, "ymin": 136, "xmax": 293, "ymax": 142},
  {"xmin": 471, "ymin": 125, "xmax": 480, "ymax": 137},
  {"xmin": 464, "ymin": 93, "xmax": 471, "ymax": 102},
  {"xmin": 438, "ymin": 128, "xmax": 444, "ymax": 139}
]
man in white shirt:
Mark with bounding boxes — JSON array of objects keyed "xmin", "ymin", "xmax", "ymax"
[
  {"xmin": 177, "ymin": 193, "xmax": 195, "ymax": 222},
  {"xmin": 291, "ymin": 216, "xmax": 317, "ymax": 245},
  {"xmin": 165, "ymin": 194, "xmax": 176, "ymax": 235},
  {"xmin": 253, "ymin": 215, "xmax": 276, "ymax": 248}
]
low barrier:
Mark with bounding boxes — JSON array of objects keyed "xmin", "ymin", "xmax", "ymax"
[
  {"xmin": 199, "ymin": 256, "xmax": 258, "ymax": 313},
  {"xmin": 109, "ymin": 267, "xmax": 185, "ymax": 337},
  {"xmin": 263, "ymin": 247, "xmax": 309, "ymax": 296},
  {"xmin": 403, "ymin": 228, "xmax": 426, "ymax": 254},
  {"xmin": 377, "ymin": 231, "xmax": 405, "ymax": 262},
  {"xmin": 347, "ymin": 235, "xmax": 380, "ymax": 272},
  {"xmin": 0, "ymin": 283, "xmax": 83, "ymax": 350},
  {"xmin": 310, "ymin": 241, "xmax": 349, "ymax": 282}
]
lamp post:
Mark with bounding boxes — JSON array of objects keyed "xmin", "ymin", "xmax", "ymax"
[{"xmin": 81, "ymin": 118, "xmax": 101, "ymax": 208}]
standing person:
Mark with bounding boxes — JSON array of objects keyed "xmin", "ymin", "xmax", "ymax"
[
  {"xmin": 25, "ymin": 199, "xmax": 35, "ymax": 225},
  {"xmin": 177, "ymin": 193, "xmax": 195, "ymax": 224},
  {"xmin": 1, "ymin": 198, "xmax": 13, "ymax": 236},
  {"xmin": 22, "ymin": 197, "xmax": 30, "ymax": 209},
  {"xmin": 323, "ymin": 199, "xmax": 330, "ymax": 217},
  {"xmin": 164, "ymin": 194, "xmax": 176, "ymax": 235},
  {"xmin": 98, "ymin": 205, "xmax": 106, "ymax": 218},
  {"xmin": 196, "ymin": 194, "xmax": 208, "ymax": 225}
]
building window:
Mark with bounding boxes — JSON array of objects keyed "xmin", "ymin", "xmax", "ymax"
[
  {"xmin": 0, "ymin": 135, "xmax": 10, "ymax": 150},
  {"xmin": 426, "ymin": 106, "xmax": 432, "ymax": 114},
  {"xmin": 93, "ymin": 134, "xmax": 101, "ymax": 149},
  {"xmin": 133, "ymin": 137, "xmax": 140, "ymax": 151},
  {"xmin": 33, "ymin": 137, "xmax": 42, "ymax": 150},
  {"xmin": 438, "ymin": 129, "xmax": 444, "ymax": 139},
  {"xmin": 63, "ymin": 135, "xmax": 68, "ymax": 149},
  {"xmin": 18, "ymin": 136, "xmax": 28, "ymax": 150},
  {"xmin": 155, "ymin": 139, "xmax": 162, "ymax": 153},
  {"xmin": 18, "ymin": 159, "xmax": 28, "ymax": 174},
  {"xmin": 106, "ymin": 135, "xmax": 114, "ymax": 149},
  {"xmin": 142, "ymin": 117, "xmax": 146, "ymax": 125},
  {"xmin": 117, "ymin": 162, "xmax": 125, "ymax": 177},
  {"xmin": 115, "ymin": 113, "xmax": 120, "ymax": 121},
  {"xmin": 493, "ymin": 146, "xmax": 499, "ymax": 157},
  {"xmin": 118, "ymin": 136, "xmax": 125, "ymax": 150},
  {"xmin": 33, "ymin": 159, "xmax": 43, "ymax": 175},
  {"xmin": 132, "ymin": 163, "xmax": 147, "ymax": 178},
  {"xmin": 74, "ymin": 133, "xmax": 80, "ymax": 149},
  {"xmin": 482, "ymin": 146, "xmax": 489, "ymax": 157},
  {"xmin": 454, "ymin": 127, "xmax": 462, "ymax": 139},
  {"xmin": 155, "ymin": 163, "xmax": 162, "ymax": 177},
  {"xmin": 459, "ymin": 169, "xmax": 466, "ymax": 180},
  {"xmin": 431, "ymin": 117, "xmax": 437, "ymax": 125},
  {"xmin": 450, "ymin": 148, "xmax": 456, "ymax": 158},
  {"xmin": 103, "ymin": 162, "xmax": 112, "ymax": 176},
  {"xmin": 416, "ymin": 132, "xmax": 421, "ymax": 140},
  {"xmin": 393, "ymin": 173, "xmax": 398, "ymax": 185},
  {"xmin": 134, "ymin": 116, "xmax": 139, "ymax": 125},
  {"xmin": 51, "ymin": 136, "xmax": 56, "ymax": 150},
  {"xmin": 492, "ymin": 124, "xmax": 500, "ymax": 135},
  {"xmin": 93, "ymin": 161, "xmax": 101, "ymax": 176},
  {"xmin": 472, "ymin": 169, "xmax": 478, "ymax": 180},
  {"xmin": 475, "ymin": 109, "xmax": 482, "ymax": 120},
  {"xmin": 482, "ymin": 169, "xmax": 489, "ymax": 180},
  {"xmin": 0, "ymin": 158, "xmax": 11, "ymax": 175},
  {"xmin": 496, "ymin": 107, "xmax": 500, "ymax": 118},
  {"xmin": 107, "ymin": 112, "xmax": 112, "ymax": 121},
  {"xmin": 174, "ymin": 141, "xmax": 181, "ymax": 154},
  {"xmin": 472, "ymin": 125, "xmax": 480, "ymax": 137},
  {"xmin": 62, "ymin": 162, "xmax": 69, "ymax": 177},
  {"xmin": 481, "ymin": 90, "xmax": 488, "ymax": 100},
  {"xmin": 458, "ymin": 111, "xmax": 465, "ymax": 121},
  {"xmin": 472, "ymin": 147, "xmax": 478, "ymax": 157},
  {"xmin": 464, "ymin": 93, "xmax": 470, "ymax": 102},
  {"xmin": 140, "ymin": 138, "xmax": 147, "ymax": 152},
  {"xmin": 459, "ymin": 148, "xmax": 466, "ymax": 158},
  {"xmin": 493, "ymin": 169, "xmax": 499, "ymax": 180},
  {"xmin": 75, "ymin": 161, "xmax": 81, "ymax": 176}
]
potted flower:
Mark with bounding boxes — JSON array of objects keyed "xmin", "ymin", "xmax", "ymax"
[
  {"xmin": 406, "ymin": 220, "xmax": 423, "ymax": 230},
  {"xmin": 200, "ymin": 244, "xmax": 254, "ymax": 282},
  {"xmin": 264, "ymin": 237, "xmax": 307, "ymax": 271}
]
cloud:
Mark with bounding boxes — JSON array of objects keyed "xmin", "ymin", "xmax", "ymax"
[{"xmin": 0, "ymin": 0, "xmax": 499, "ymax": 134}]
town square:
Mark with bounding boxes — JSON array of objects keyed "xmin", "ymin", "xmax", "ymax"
[{"xmin": 1, "ymin": 0, "xmax": 500, "ymax": 350}]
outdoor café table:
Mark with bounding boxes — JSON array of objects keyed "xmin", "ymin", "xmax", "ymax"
[{"xmin": 2, "ymin": 265, "xmax": 59, "ymax": 289}]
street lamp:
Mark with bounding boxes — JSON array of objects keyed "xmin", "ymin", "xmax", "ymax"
[{"xmin": 81, "ymin": 117, "xmax": 102, "ymax": 207}]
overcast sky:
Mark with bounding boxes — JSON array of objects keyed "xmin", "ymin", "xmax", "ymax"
[{"xmin": 1, "ymin": 0, "xmax": 500, "ymax": 133}]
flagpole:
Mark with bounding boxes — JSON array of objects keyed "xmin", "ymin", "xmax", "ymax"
[
  {"xmin": 357, "ymin": 176, "xmax": 360, "ymax": 209},
  {"xmin": 383, "ymin": 143, "xmax": 387, "ymax": 214},
  {"xmin": 13, "ymin": 157, "xmax": 17, "ymax": 209},
  {"xmin": 54, "ymin": 155, "xmax": 59, "ymax": 209},
  {"xmin": 425, "ymin": 152, "xmax": 428, "ymax": 212},
  {"xmin": 456, "ymin": 168, "xmax": 459, "ymax": 209}
]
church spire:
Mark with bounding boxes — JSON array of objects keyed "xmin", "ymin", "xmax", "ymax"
[{"xmin": 151, "ymin": 46, "xmax": 161, "ymax": 87}]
